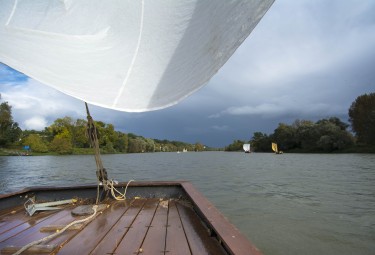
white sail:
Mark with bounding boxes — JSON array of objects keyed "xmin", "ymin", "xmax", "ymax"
[
  {"xmin": 243, "ymin": 144, "xmax": 250, "ymax": 152},
  {"xmin": 0, "ymin": 0, "xmax": 274, "ymax": 112}
]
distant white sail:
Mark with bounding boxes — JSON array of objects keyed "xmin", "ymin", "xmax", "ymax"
[
  {"xmin": 0, "ymin": 0, "xmax": 274, "ymax": 112},
  {"xmin": 243, "ymin": 144, "xmax": 251, "ymax": 152}
]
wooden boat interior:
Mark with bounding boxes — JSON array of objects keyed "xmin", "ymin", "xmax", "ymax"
[{"xmin": 0, "ymin": 181, "xmax": 261, "ymax": 255}]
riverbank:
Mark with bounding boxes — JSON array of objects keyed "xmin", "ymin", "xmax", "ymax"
[
  {"xmin": 0, "ymin": 147, "xmax": 101, "ymax": 156},
  {"xmin": 1, "ymin": 146, "xmax": 375, "ymax": 156}
]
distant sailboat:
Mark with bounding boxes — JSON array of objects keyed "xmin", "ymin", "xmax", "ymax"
[
  {"xmin": 243, "ymin": 144, "xmax": 251, "ymax": 153},
  {"xmin": 271, "ymin": 143, "xmax": 283, "ymax": 154}
]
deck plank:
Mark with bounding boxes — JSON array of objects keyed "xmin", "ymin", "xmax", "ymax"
[
  {"xmin": 0, "ymin": 206, "xmax": 24, "ymax": 230},
  {"xmin": 176, "ymin": 201, "xmax": 227, "ymax": 255},
  {"xmin": 0, "ymin": 208, "xmax": 75, "ymax": 249},
  {"xmin": 56, "ymin": 200, "xmax": 133, "ymax": 255},
  {"xmin": 90, "ymin": 199, "xmax": 147, "ymax": 255},
  {"xmin": 139, "ymin": 200, "xmax": 169, "ymax": 255},
  {"xmin": 0, "ymin": 206, "xmax": 46, "ymax": 235},
  {"xmin": 114, "ymin": 198, "xmax": 159, "ymax": 255},
  {"xmin": 0, "ymin": 209, "xmax": 64, "ymax": 244},
  {"xmin": 165, "ymin": 200, "xmax": 191, "ymax": 255}
]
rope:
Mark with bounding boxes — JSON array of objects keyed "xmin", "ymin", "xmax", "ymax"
[
  {"xmin": 85, "ymin": 103, "xmax": 134, "ymax": 202},
  {"xmin": 85, "ymin": 102, "xmax": 108, "ymax": 191},
  {"xmin": 105, "ymin": 179, "xmax": 135, "ymax": 201},
  {"xmin": 12, "ymin": 205, "xmax": 98, "ymax": 255}
]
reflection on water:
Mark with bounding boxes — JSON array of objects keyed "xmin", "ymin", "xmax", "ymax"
[{"xmin": 0, "ymin": 152, "xmax": 374, "ymax": 255}]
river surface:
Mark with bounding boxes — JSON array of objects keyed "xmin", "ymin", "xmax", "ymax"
[{"xmin": 0, "ymin": 152, "xmax": 374, "ymax": 255}]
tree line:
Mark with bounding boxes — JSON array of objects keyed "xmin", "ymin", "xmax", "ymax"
[
  {"xmin": 1, "ymin": 92, "xmax": 374, "ymax": 154},
  {"xmin": 225, "ymin": 93, "xmax": 375, "ymax": 153},
  {"xmin": 0, "ymin": 102, "xmax": 206, "ymax": 155}
]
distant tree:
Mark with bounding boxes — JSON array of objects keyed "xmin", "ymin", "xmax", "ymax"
[
  {"xmin": 145, "ymin": 138, "xmax": 156, "ymax": 152},
  {"xmin": 293, "ymin": 120, "xmax": 317, "ymax": 151},
  {"xmin": 194, "ymin": 142, "xmax": 204, "ymax": 152},
  {"xmin": 315, "ymin": 120, "xmax": 354, "ymax": 152},
  {"xmin": 349, "ymin": 93, "xmax": 375, "ymax": 145},
  {"xmin": 0, "ymin": 101, "xmax": 22, "ymax": 146},
  {"xmin": 128, "ymin": 137, "xmax": 146, "ymax": 153},
  {"xmin": 114, "ymin": 132, "xmax": 128, "ymax": 152},
  {"xmin": 73, "ymin": 119, "xmax": 89, "ymax": 148},
  {"xmin": 23, "ymin": 134, "xmax": 48, "ymax": 153},
  {"xmin": 250, "ymin": 132, "xmax": 271, "ymax": 152},
  {"xmin": 273, "ymin": 123, "xmax": 297, "ymax": 151},
  {"xmin": 49, "ymin": 129, "xmax": 73, "ymax": 154},
  {"xmin": 225, "ymin": 140, "xmax": 245, "ymax": 151}
]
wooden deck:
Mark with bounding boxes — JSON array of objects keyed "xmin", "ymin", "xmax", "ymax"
[{"xmin": 0, "ymin": 182, "xmax": 262, "ymax": 255}]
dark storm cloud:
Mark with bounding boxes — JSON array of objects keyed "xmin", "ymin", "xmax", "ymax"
[{"xmin": 1, "ymin": 0, "xmax": 375, "ymax": 147}]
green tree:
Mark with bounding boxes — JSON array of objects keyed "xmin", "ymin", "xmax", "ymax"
[
  {"xmin": 225, "ymin": 140, "xmax": 245, "ymax": 151},
  {"xmin": 349, "ymin": 93, "xmax": 375, "ymax": 145},
  {"xmin": 49, "ymin": 129, "xmax": 73, "ymax": 154},
  {"xmin": 128, "ymin": 137, "xmax": 146, "ymax": 153},
  {"xmin": 114, "ymin": 132, "xmax": 128, "ymax": 152},
  {"xmin": 250, "ymin": 132, "xmax": 271, "ymax": 152},
  {"xmin": 194, "ymin": 142, "xmax": 204, "ymax": 152},
  {"xmin": 315, "ymin": 120, "xmax": 354, "ymax": 152},
  {"xmin": 0, "ymin": 101, "xmax": 22, "ymax": 146},
  {"xmin": 23, "ymin": 134, "xmax": 48, "ymax": 153},
  {"xmin": 293, "ymin": 120, "xmax": 317, "ymax": 151},
  {"xmin": 273, "ymin": 123, "xmax": 297, "ymax": 151},
  {"xmin": 73, "ymin": 119, "xmax": 89, "ymax": 148}
]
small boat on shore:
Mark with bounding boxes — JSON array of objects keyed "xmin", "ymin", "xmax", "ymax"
[{"xmin": 0, "ymin": 181, "xmax": 261, "ymax": 255}]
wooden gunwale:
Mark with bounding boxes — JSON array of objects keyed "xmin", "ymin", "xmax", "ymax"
[{"xmin": 0, "ymin": 181, "xmax": 262, "ymax": 255}]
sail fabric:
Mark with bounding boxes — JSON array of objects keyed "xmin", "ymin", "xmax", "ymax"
[
  {"xmin": 271, "ymin": 143, "xmax": 278, "ymax": 153},
  {"xmin": 0, "ymin": 0, "xmax": 274, "ymax": 112},
  {"xmin": 243, "ymin": 144, "xmax": 250, "ymax": 152}
]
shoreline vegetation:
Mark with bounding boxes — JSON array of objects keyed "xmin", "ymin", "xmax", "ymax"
[{"xmin": 1, "ymin": 93, "xmax": 374, "ymax": 155}]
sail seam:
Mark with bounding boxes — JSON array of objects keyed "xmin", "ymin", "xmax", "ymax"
[
  {"xmin": 112, "ymin": 0, "xmax": 145, "ymax": 107},
  {"xmin": 5, "ymin": 0, "xmax": 18, "ymax": 26}
]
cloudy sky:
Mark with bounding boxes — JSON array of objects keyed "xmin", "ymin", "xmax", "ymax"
[{"xmin": 1, "ymin": 0, "xmax": 374, "ymax": 148}]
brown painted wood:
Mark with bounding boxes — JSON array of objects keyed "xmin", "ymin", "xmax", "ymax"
[
  {"xmin": 138, "ymin": 199, "xmax": 169, "ymax": 255},
  {"xmin": 56, "ymin": 200, "xmax": 132, "ymax": 255},
  {"xmin": 0, "ymin": 206, "xmax": 24, "ymax": 227},
  {"xmin": 165, "ymin": 200, "xmax": 191, "ymax": 255},
  {"xmin": 0, "ymin": 182, "xmax": 263, "ymax": 255},
  {"xmin": 182, "ymin": 182, "xmax": 263, "ymax": 255},
  {"xmin": 0, "ymin": 208, "xmax": 29, "ymax": 235},
  {"xmin": 0, "ymin": 209, "xmax": 65, "ymax": 244},
  {"xmin": 1, "ymin": 244, "xmax": 57, "ymax": 254},
  {"xmin": 114, "ymin": 198, "xmax": 159, "ymax": 255},
  {"xmin": 176, "ymin": 201, "xmax": 226, "ymax": 255},
  {"xmin": 90, "ymin": 199, "xmax": 146, "ymax": 255},
  {"xmin": 0, "ymin": 208, "xmax": 74, "ymax": 249}
]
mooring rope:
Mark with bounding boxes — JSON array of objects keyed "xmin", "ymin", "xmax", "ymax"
[
  {"xmin": 107, "ymin": 179, "xmax": 135, "ymax": 201},
  {"xmin": 12, "ymin": 205, "xmax": 98, "ymax": 255},
  {"xmin": 85, "ymin": 102, "xmax": 108, "ymax": 191},
  {"xmin": 85, "ymin": 102, "xmax": 135, "ymax": 203}
]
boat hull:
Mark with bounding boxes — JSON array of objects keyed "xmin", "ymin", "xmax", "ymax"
[{"xmin": 0, "ymin": 181, "xmax": 261, "ymax": 255}]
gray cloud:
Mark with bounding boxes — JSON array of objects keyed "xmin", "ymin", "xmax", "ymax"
[{"xmin": 1, "ymin": 0, "xmax": 375, "ymax": 147}]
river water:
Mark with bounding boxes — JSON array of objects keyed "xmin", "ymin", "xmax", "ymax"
[{"xmin": 0, "ymin": 152, "xmax": 374, "ymax": 255}]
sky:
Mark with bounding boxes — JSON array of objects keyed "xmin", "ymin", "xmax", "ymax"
[{"xmin": 1, "ymin": 0, "xmax": 375, "ymax": 148}]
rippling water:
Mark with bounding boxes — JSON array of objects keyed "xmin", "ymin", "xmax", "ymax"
[{"xmin": 0, "ymin": 152, "xmax": 374, "ymax": 255}]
